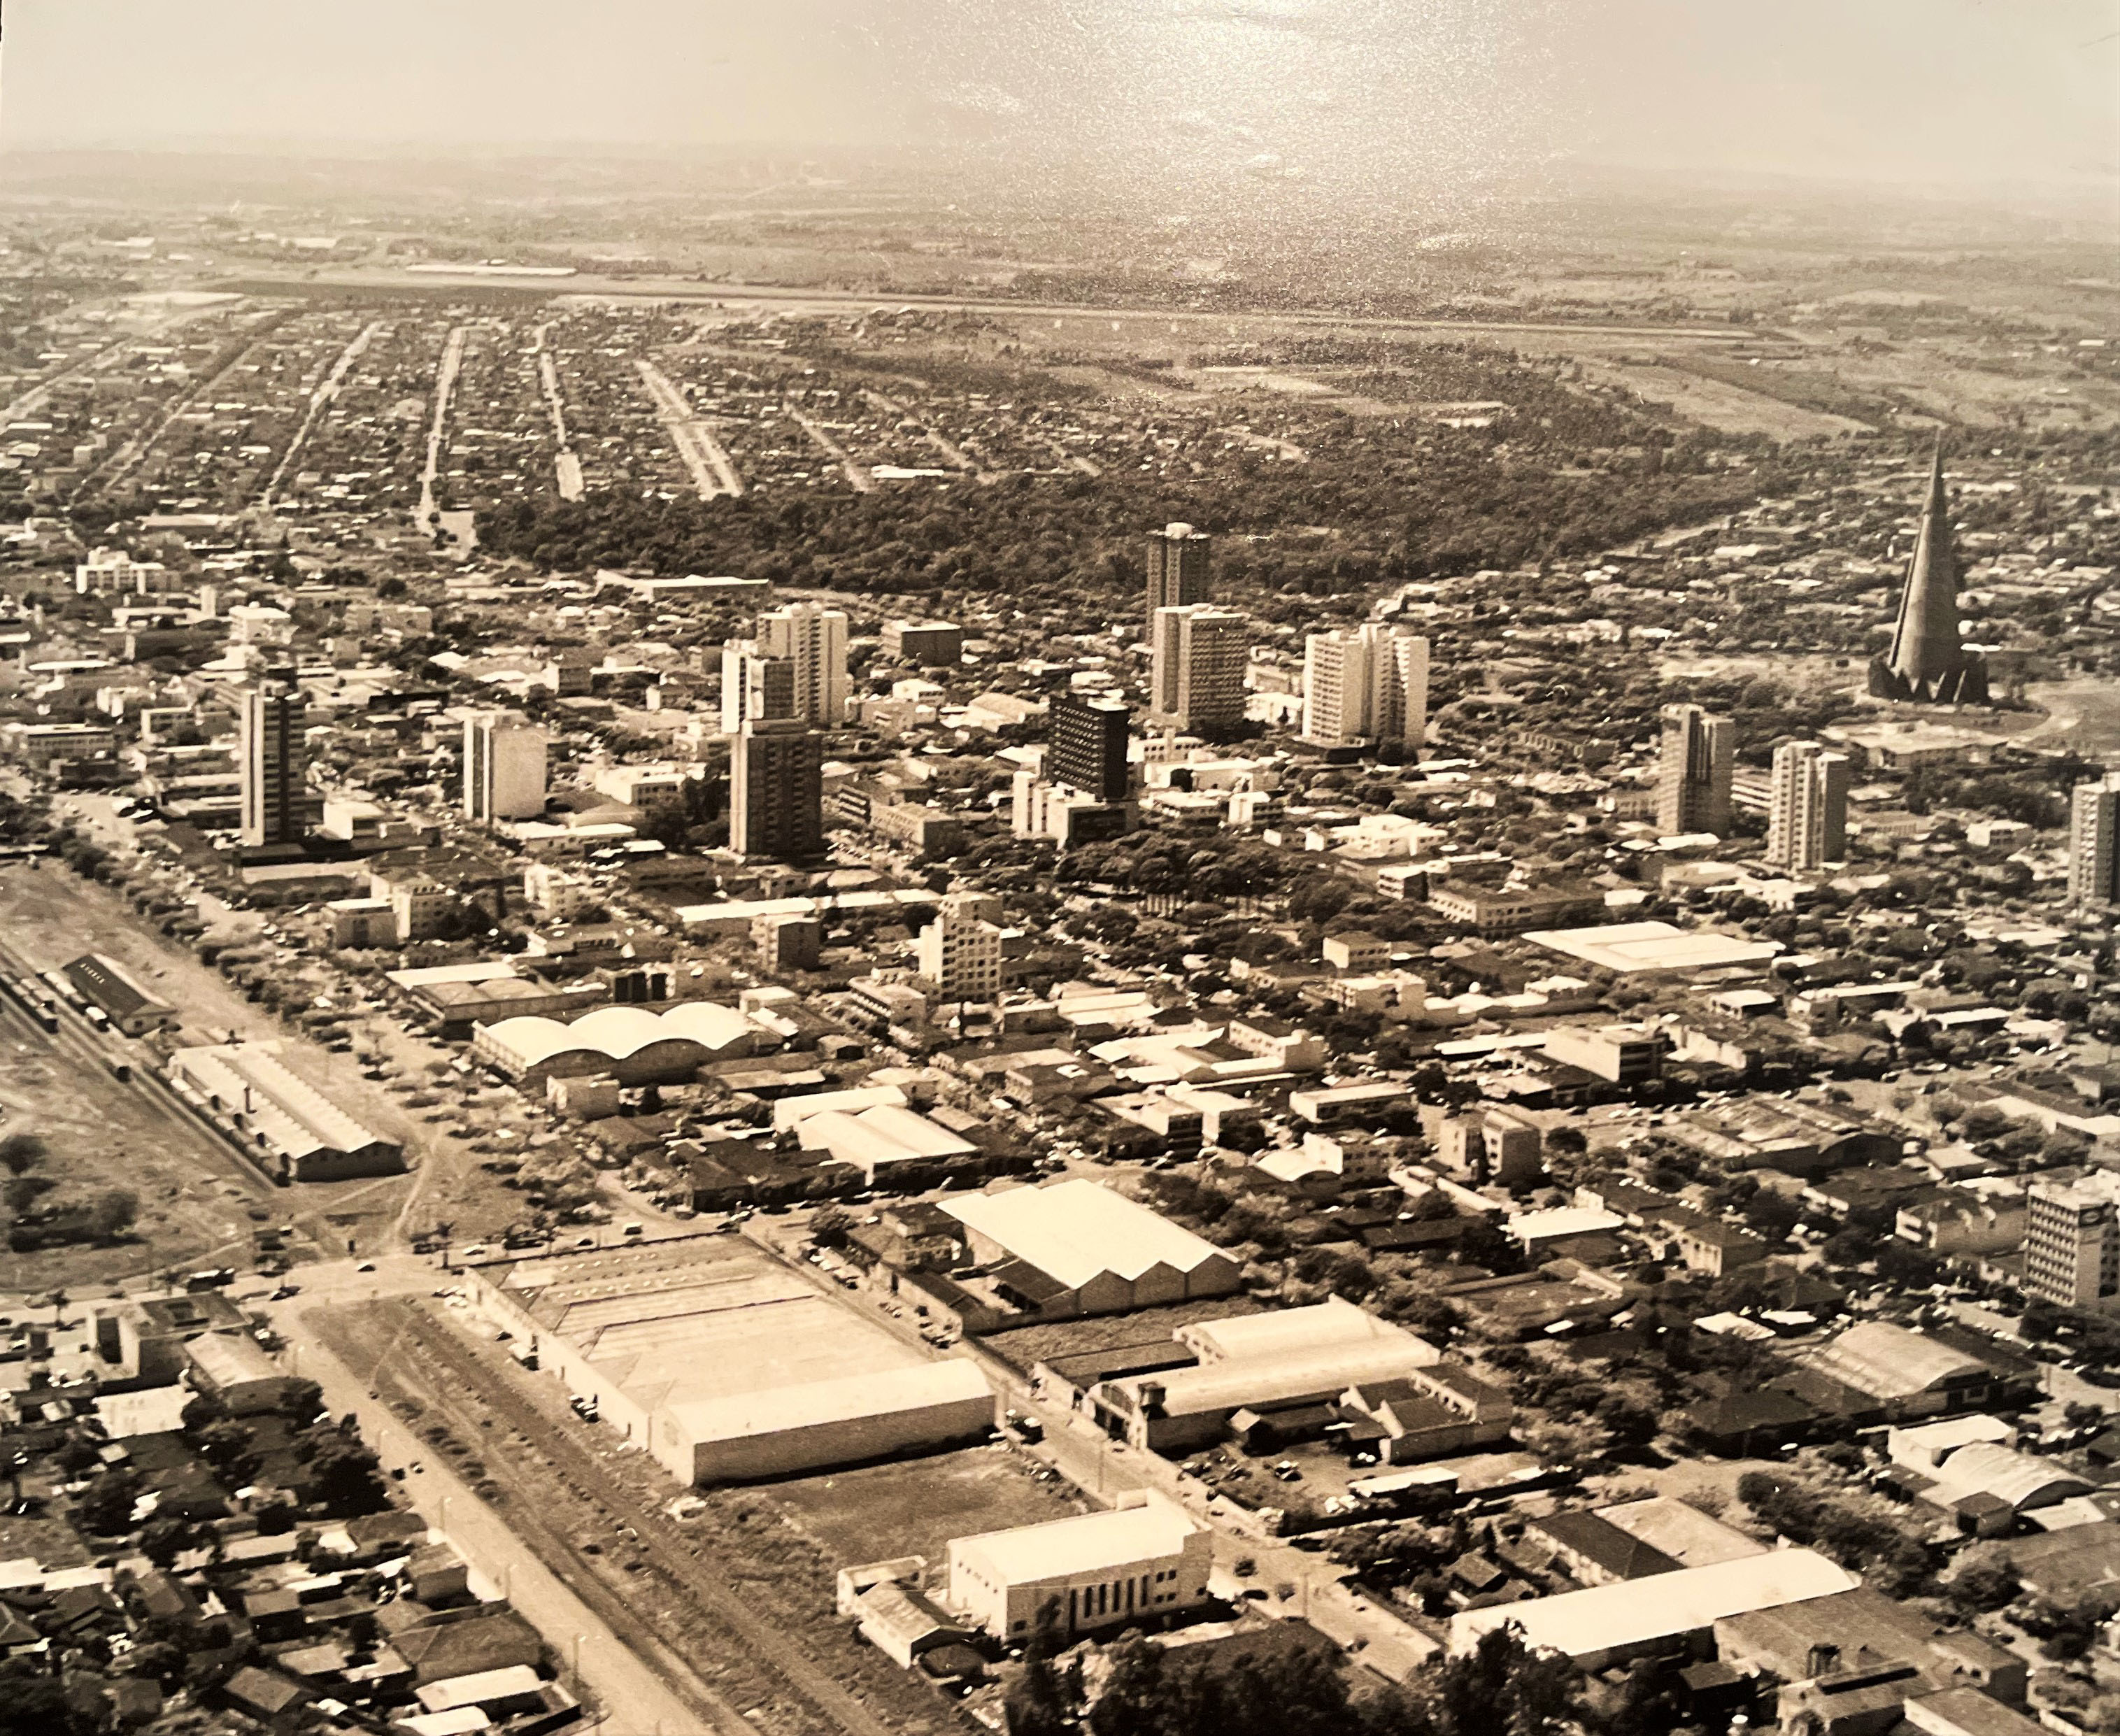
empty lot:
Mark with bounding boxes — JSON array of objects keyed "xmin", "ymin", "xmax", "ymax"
[{"xmin": 769, "ymin": 1443, "xmax": 1086, "ymax": 1567}]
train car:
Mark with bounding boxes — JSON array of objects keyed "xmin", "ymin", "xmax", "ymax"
[
  {"xmin": 38, "ymin": 969, "xmax": 87, "ymax": 1012},
  {"xmin": 0, "ymin": 974, "xmax": 61, "ymax": 1032}
]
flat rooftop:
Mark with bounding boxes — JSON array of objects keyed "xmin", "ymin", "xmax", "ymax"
[
  {"xmin": 1525, "ymin": 920, "xmax": 1782, "ymax": 976},
  {"xmin": 495, "ymin": 1238, "xmax": 930, "ymax": 1415}
]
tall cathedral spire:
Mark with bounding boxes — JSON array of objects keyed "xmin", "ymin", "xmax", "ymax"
[{"xmin": 1869, "ymin": 445, "xmax": 1987, "ymax": 704}]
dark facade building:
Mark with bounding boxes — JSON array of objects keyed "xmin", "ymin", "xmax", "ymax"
[
  {"xmin": 239, "ymin": 687, "xmax": 306, "ymax": 848},
  {"xmin": 1144, "ymin": 521, "xmax": 1210, "ymax": 620},
  {"xmin": 730, "ymin": 719, "xmax": 823, "ymax": 862},
  {"xmin": 1048, "ymin": 695, "xmax": 1132, "ymax": 803}
]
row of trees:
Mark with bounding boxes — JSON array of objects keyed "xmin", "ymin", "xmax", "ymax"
[
  {"xmin": 1734, "ymin": 1470, "xmax": 1934, "ymax": 1598},
  {"xmin": 1007, "ymin": 1612, "xmax": 1681, "ymax": 1736}
]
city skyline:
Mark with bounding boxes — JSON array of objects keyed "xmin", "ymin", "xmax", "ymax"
[{"xmin": 0, "ymin": 17, "xmax": 2113, "ymax": 1736}]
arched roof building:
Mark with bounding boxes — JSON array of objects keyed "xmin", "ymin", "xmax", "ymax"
[{"xmin": 471, "ymin": 1000, "xmax": 756, "ymax": 1087}]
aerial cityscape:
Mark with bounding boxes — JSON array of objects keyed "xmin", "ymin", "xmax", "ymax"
[{"xmin": 0, "ymin": 4, "xmax": 2116, "ymax": 1735}]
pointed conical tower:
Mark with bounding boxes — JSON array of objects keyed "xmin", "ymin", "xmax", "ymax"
[{"xmin": 1869, "ymin": 446, "xmax": 1987, "ymax": 704}]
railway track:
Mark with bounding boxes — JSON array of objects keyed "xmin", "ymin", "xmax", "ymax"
[{"xmin": 346, "ymin": 1300, "xmax": 947, "ymax": 1736}]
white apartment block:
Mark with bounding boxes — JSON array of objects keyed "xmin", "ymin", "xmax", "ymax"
[
  {"xmin": 1302, "ymin": 623, "xmax": 1430, "ymax": 748},
  {"xmin": 1766, "ymin": 740, "xmax": 1849, "ymax": 870},
  {"xmin": 463, "ymin": 714, "xmax": 548, "ymax": 823}
]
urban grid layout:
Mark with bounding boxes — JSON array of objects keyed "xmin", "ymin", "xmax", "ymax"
[{"xmin": 0, "ymin": 16, "xmax": 2116, "ymax": 1736}]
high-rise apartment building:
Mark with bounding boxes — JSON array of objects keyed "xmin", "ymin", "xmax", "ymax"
[
  {"xmin": 239, "ymin": 687, "xmax": 306, "ymax": 848},
  {"xmin": 1656, "ymin": 704, "xmax": 1734, "ymax": 837},
  {"xmin": 1149, "ymin": 606, "xmax": 1248, "ymax": 734},
  {"xmin": 721, "ymin": 602, "xmax": 848, "ymax": 733},
  {"xmin": 1047, "ymin": 694, "xmax": 1132, "ymax": 803},
  {"xmin": 1765, "ymin": 740, "xmax": 1849, "ymax": 870},
  {"xmin": 462, "ymin": 713, "xmax": 548, "ymax": 823},
  {"xmin": 756, "ymin": 601, "xmax": 848, "ymax": 726},
  {"xmin": 1145, "ymin": 522, "xmax": 1211, "ymax": 620},
  {"xmin": 2069, "ymin": 772, "xmax": 2120, "ymax": 911},
  {"xmin": 916, "ymin": 891, "xmax": 1006, "ymax": 1001},
  {"xmin": 720, "ymin": 644, "xmax": 798, "ymax": 734},
  {"xmin": 2025, "ymin": 1175, "xmax": 2120, "ymax": 1310},
  {"xmin": 1301, "ymin": 624, "xmax": 1430, "ymax": 749},
  {"xmin": 730, "ymin": 719, "xmax": 823, "ymax": 862}
]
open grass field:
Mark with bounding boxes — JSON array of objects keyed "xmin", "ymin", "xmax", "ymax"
[
  {"xmin": 0, "ymin": 1028, "xmax": 266, "ymax": 1294},
  {"xmin": 2021, "ymin": 677, "xmax": 2120, "ymax": 757},
  {"xmin": 1577, "ymin": 356, "xmax": 1874, "ymax": 440},
  {"xmin": 768, "ymin": 1442, "xmax": 1087, "ymax": 1568}
]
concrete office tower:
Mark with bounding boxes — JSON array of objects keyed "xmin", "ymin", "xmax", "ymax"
[
  {"xmin": 1765, "ymin": 741, "xmax": 1850, "ymax": 870},
  {"xmin": 1870, "ymin": 448, "xmax": 1989, "ymax": 704},
  {"xmin": 755, "ymin": 601, "xmax": 849, "ymax": 726},
  {"xmin": 239, "ymin": 686, "xmax": 306, "ymax": 848},
  {"xmin": 730, "ymin": 719, "xmax": 823, "ymax": 862},
  {"xmin": 1149, "ymin": 606, "xmax": 1248, "ymax": 734},
  {"xmin": 1145, "ymin": 522, "xmax": 1211, "ymax": 620},
  {"xmin": 1302, "ymin": 624, "xmax": 1431, "ymax": 748},
  {"xmin": 462, "ymin": 713, "xmax": 547, "ymax": 823},
  {"xmin": 1656, "ymin": 703, "xmax": 1734, "ymax": 837},
  {"xmin": 2024, "ymin": 1175, "xmax": 2120, "ymax": 1309},
  {"xmin": 916, "ymin": 891, "xmax": 1006, "ymax": 1001},
  {"xmin": 2068, "ymin": 771, "xmax": 2120, "ymax": 910},
  {"xmin": 719, "ymin": 643, "xmax": 798, "ymax": 734},
  {"xmin": 1048, "ymin": 694, "xmax": 1132, "ymax": 802}
]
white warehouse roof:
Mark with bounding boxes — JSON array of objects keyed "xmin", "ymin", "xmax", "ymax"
[
  {"xmin": 941, "ymin": 1179, "xmax": 1227, "ymax": 1289},
  {"xmin": 169, "ymin": 1042, "xmax": 395, "ymax": 1166},
  {"xmin": 772, "ymin": 1085, "xmax": 909, "ymax": 1132},
  {"xmin": 1180, "ymin": 1296, "xmax": 1412, "ymax": 1363},
  {"xmin": 796, "ymin": 1104, "xmax": 978, "ymax": 1169},
  {"xmin": 952, "ymin": 1497, "xmax": 1206, "ymax": 1587},
  {"xmin": 664, "ymin": 1360, "xmax": 991, "ymax": 1446},
  {"xmin": 1450, "ymin": 1549, "xmax": 1858, "ymax": 1660},
  {"xmin": 478, "ymin": 1001, "xmax": 754, "ymax": 1070},
  {"xmin": 1124, "ymin": 1337, "xmax": 1440, "ymax": 1421}
]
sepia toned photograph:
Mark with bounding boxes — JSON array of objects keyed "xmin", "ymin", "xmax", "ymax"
[{"xmin": 0, "ymin": 3, "xmax": 2114, "ymax": 1732}]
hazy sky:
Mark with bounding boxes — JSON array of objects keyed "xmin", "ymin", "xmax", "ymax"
[{"xmin": 2, "ymin": 0, "xmax": 2114, "ymax": 194}]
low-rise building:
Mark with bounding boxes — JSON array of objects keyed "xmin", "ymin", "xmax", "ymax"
[
  {"xmin": 1449, "ymin": 1549, "xmax": 1859, "ymax": 1671},
  {"xmin": 1539, "ymin": 1024, "xmax": 1667, "ymax": 1086},
  {"xmin": 167, "ymin": 1042, "xmax": 405, "ymax": 1182},
  {"xmin": 657, "ymin": 1361, "xmax": 997, "ymax": 1485},
  {"xmin": 1428, "ymin": 881, "xmax": 1605, "ymax": 934},
  {"xmin": 1668, "ymin": 1215, "xmax": 1769, "ymax": 1278},
  {"xmin": 941, "ymin": 1179, "xmax": 1241, "ymax": 1318},
  {"xmin": 62, "ymin": 952, "xmax": 176, "ymax": 1036},
  {"xmin": 1785, "ymin": 1321, "xmax": 2031, "ymax": 1426},
  {"xmin": 1717, "ymin": 1586, "xmax": 2026, "ymax": 1730},
  {"xmin": 1666, "ymin": 1095, "xmax": 1901, "ymax": 1179},
  {"xmin": 947, "ymin": 1494, "xmax": 1211, "ymax": 1642},
  {"xmin": 325, "ymin": 897, "xmax": 397, "ymax": 949},
  {"xmin": 1288, "ymin": 1081, "xmax": 1409, "ymax": 1127}
]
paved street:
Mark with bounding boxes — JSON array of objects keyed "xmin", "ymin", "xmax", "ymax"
[{"xmin": 275, "ymin": 1270, "xmax": 702, "ymax": 1736}]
